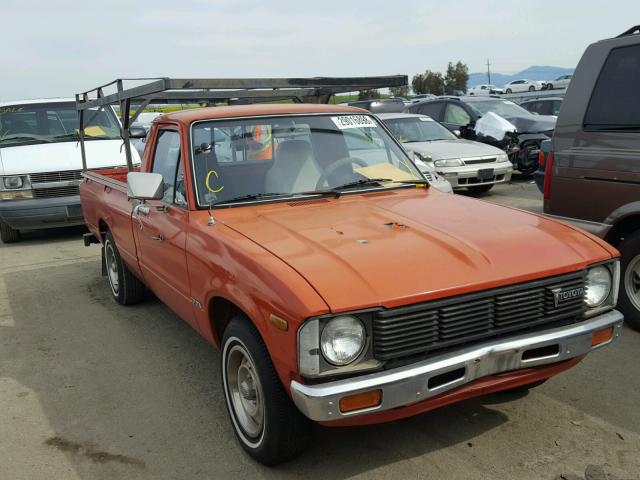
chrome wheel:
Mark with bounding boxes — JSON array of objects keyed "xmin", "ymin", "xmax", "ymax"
[
  {"xmin": 225, "ymin": 343, "xmax": 265, "ymax": 440},
  {"xmin": 624, "ymin": 254, "xmax": 640, "ymax": 311},
  {"xmin": 105, "ymin": 241, "xmax": 120, "ymax": 296}
]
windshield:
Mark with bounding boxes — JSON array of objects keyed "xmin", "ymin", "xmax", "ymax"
[
  {"xmin": 384, "ymin": 116, "xmax": 457, "ymax": 142},
  {"xmin": 464, "ymin": 100, "xmax": 531, "ymax": 118},
  {"xmin": 191, "ymin": 114, "xmax": 422, "ymax": 207},
  {"xmin": 0, "ymin": 102, "xmax": 120, "ymax": 148}
]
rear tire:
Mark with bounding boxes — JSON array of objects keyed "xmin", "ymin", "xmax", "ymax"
[
  {"xmin": 528, "ymin": 86, "xmax": 535, "ymax": 92},
  {"xmin": 617, "ymin": 231, "xmax": 640, "ymax": 331},
  {"xmin": 467, "ymin": 184, "xmax": 494, "ymax": 195},
  {"xmin": 104, "ymin": 231, "xmax": 145, "ymax": 305},
  {"xmin": 222, "ymin": 316, "xmax": 311, "ymax": 465},
  {"xmin": 0, "ymin": 220, "xmax": 20, "ymax": 243}
]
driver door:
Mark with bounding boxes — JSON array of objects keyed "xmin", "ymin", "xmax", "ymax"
[{"xmin": 134, "ymin": 128, "xmax": 196, "ymax": 329}]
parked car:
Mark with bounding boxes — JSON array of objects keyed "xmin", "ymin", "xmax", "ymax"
[
  {"xmin": 378, "ymin": 113, "xmax": 511, "ymax": 194},
  {"xmin": 131, "ymin": 111, "xmax": 164, "ymax": 156},
  {"xmin": 408, "ymin": 93, "xmax": 437, "ymax": 103},
  {"xmin": 543, "ymin": 25, "xmax": 640, "ymax": 330},
  {"xmin": 0, "ymin": 99, "xmax": 142, "ymax": 243},
  {"xmin": 545, "ymin": 74, "xmax": 573, "ymax": 90},
  {"xmin": 80, "ymin": 81, "xmax": 623, "ymax": 465},
  {"xmin": 503, "ymin": 79, "xmax": 545, "ymax": 93},
  {"xmin": 340, "ymin": 98, "xmax": 405, "ymax": 113},
  {"xmin": 405, "ymin": 96, "xmax": 556, "ymax": 174},
  {"xmin": 520, "ymin": 97, "xmax": 563, "ymax": 116},
  {"xmin": 467, "ymin": 84, "xmax": 504, "ymax": 96}
]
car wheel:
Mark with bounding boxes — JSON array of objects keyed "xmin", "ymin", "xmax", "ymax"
[
  {"xmin": 467, "ymin": 184, "xmax": 494, "ymax": 195},
  {"xmin": 505, "ymin": 88, "xmax": 512, "ymax": 94},
  {"xmin": 104, "ymin": 230, "xmax": 145, "ymax": 305},
  {"xmin": 617, "ymin": 231, "xmax": 640, "ymax": 331},
  {"xmin": 547, "ymin": 83, "xmax": 554, "ymax": 90},
  {"xmin": 0, "ymin": 220, "xmax": 20, "ymax": 243},
  {"xmin": 222, "ymin": 316, "xmax": 312, "ymax": 465},
  {"xmin": 528, "ymin": 86, "xmax": 535, "ymax": 92}
]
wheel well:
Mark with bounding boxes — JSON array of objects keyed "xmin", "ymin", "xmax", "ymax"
[
  {"xmin": 98, "ymin": 219, "xmax": 109, "ymax": 240},
  {"xmin": 605, "ymin": 215, "xmax": 640, "ymax": 246},
  {"xmin": 209, "ymin": 297, "xmax": 242, "ymax": 344}
]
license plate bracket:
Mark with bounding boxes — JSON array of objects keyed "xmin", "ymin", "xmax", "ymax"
[{"xmin": 478, "ymin": 168, "xmax": 495, "ymax": 181}]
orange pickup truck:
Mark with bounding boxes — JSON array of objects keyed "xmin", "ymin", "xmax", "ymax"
[{"xmin": 79, "ymin": 83, "xmax": 623, "ymax": 465}]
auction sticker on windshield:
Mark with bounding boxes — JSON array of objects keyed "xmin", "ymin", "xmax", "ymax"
[{"xmin": 331, "ymin": 115, "xmax": 377, "ymax": 129}]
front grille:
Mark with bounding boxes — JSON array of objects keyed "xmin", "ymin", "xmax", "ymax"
[
  {"xmin": 373, "ymin": 271, "xmax": 587, "ymax": 361},
  {"xmin": 463, "ymin": 158, "xmax": 496, "ymax": 165},
  {"xmin": 33, "ymin": 185, "xmax": 80, "ymax": 198},
  {"xmin": 30, "ymin": 170, "xmax": 82, "ymax": 184}
]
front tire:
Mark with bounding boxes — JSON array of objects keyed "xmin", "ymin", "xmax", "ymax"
[
  {"xmin": 222, "ymin": 316, "xmax": 311, "ymax": 465},
  {"xmin": 0, "ymin": 220, "xmax": 20, "ymax": 243},
  {"xmin": 618, "ymin": 232, "xmax": 640, "ymax": 330},
  {"xmin": 104, "ymin": 231, "xmax": 145, "ymax": 305},
  {"xmin": 467, "ymin": 184, "xmax": 494, "ymax": 195},
  {"xmin": 528, "ymin": 86, "xmax": 535, "ymax": 92},
  {"xmin": 505, "ymin": 88, "xmax": 512, "ymax": 94},
  {"xmin": 547, "ymin": 83, "xmax": 554, "ymax": 90}
]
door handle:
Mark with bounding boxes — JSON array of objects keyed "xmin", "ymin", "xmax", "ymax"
[{"xmin": 150, "ymin": 233, "xmax": 164, "ymax": 242}]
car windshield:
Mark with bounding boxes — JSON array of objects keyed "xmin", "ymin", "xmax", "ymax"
[
  {"xmin": 465, "ymin": 99, "xmax": 531, "ymax": 117},
  {"xmin": 0, "ymin": 102, "xmax": 120, "ymax": 148},
  {"xmin": 191, "ymin": 114, "xmax": 423, "ymax": 207},
  {"xmin": 384, "ymin": 116, "xmax": 457, "ymax": 142}
]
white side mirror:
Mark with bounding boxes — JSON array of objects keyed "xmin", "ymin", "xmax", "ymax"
[{"xmin": 127, "ymin": 172, "xmax": 164, "ymax": 200}]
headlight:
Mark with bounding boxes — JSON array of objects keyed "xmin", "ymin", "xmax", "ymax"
[
  {"xmin": 3, "ymin": 176, "xmax": 24, "ymax": 189},
  {"xmin": 585, "ymin": 265, "xmax": 612, "ymax": 308},
  {"xmin": 320, "ymin": 316, "xmax": 365, "ymax": 365},
  {"xmin": 434, "ymin": 158, "xmax": 463, "ymax": 168},
  {"xmin": 496, "ymin": 153, "xmax": 509, "ymax": 163}
]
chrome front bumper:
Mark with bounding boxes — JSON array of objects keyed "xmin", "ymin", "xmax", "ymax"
[{"xmin": 290, "ymin": 310, "xmax": 623, "ymax": 422}]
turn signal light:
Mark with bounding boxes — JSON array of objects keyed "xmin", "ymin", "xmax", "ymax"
[
  {"xmin": 339, "ymin": 390, "xmax": 382, "ymax": 413},
  {"xmin": 592, "ymin": 326, "xmax": 614, "ymax": 346},
  {"xmin": 538, "ymin": 151, "xmax": 545, "ymax": 168}
]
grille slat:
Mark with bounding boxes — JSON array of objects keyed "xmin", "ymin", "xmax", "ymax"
[
  {"xmin": 30, "ymin": 170, "xmax": 83, "ymax": 184},
  {"xmin": 32, "ymin": 186, "xmax": 80, "ymax": 198},
  {"xmin": 373, "ymin": 272, "xmax": 587, "ymax": 361}
]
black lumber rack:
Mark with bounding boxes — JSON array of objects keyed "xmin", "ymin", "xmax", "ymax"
[{"xmin": 75, "ymin": 76, "xmax": 408, "ymax": 171}]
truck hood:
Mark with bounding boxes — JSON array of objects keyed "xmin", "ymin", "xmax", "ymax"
[
  {"xmin": 223, "ymin": 189, "xmax": 612, "ymax": 312},
  {"xmin": 0, "ymin": 139, "xmax": 140, "ymax": 175},
  {"xmin": 403, "ymin": 139, "xmax": 504, "ymax": 161}
]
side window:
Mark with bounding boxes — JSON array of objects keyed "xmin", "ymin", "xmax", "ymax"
[
  {"xmin": 444, "ymin": 103, "xmax": 471, "ymax": 125},
  {"xmin": 584, "ymin": 44, "xmax": 640, "ymax": 129},
  {"xmin": 152, "ymin": 130, "xmax": 183, "ymax": 205},
  {"xmin": 417, "ymin": 102, "xmax": 442, "ymax": 119},
  {"xmin": 551, "ymin": 100, "xmax": 562, "ymax": 116}
]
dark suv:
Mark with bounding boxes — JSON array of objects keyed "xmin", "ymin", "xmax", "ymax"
[
  {"xmin": 543, "ymin": 25, "xmax": 640, "ymax": 330},
  {"xmin": 405, "ymin": 96, "xmax": 556, "ymax": 174}
]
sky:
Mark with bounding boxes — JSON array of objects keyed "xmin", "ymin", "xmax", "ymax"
[{"xmin": 1, "ymin": 0, "xmax": 639, "ymax": 101}]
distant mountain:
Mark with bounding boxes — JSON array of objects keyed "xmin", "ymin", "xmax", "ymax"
[{"xmin": 468, "ymin": 66, "xmax": 575, "ymax": 88}]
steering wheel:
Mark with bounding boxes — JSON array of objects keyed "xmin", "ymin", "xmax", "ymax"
[{"xmin": 316, "ymin": 156, "xmax": 369, "ymax": 190}]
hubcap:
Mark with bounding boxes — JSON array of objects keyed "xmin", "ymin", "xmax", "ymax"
[
  {"xmin": 105, "ymin": 242, "xmax": 119, "ymax": 296},
  {"xmin": 625, "ymin": 255, "xmax": 640, "ymax": 311},
  {"xmin": 226, "ymin": 344, "xmax": 264, "ymax": 439}
]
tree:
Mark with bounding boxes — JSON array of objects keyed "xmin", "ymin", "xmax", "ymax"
[
  {"xmin": 412, "ymin": 71, "xmax": 445, "ymax": 95},
  {"xmin": 444, "ymin": 61, "xmax": 469, "ymax": 94},
  {"xmin": 358, "ymin": 89, "xmax": 381, "ymax": 100},
  {"xmin": 389, "ymin": 85, "xmax": 409, "ymax": 98}
]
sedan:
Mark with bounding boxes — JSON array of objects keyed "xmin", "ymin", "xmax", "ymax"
[
  {"xmin": 544, "ymin": 75, "xmax": 572, "ymax": 90},
  {"xmin": 467, "ymin": 84, "xmax": 503, "ymax": 96},
  {"xmin": 520, "ymin": 97, "xmax": 563, "ymax": 117},
  {"xmin": 379, "ymin": 113, "xmax": 513, "ymax": 194},
  {"xmin": 503, "ymin": 79, "xmax": 544, "ymax": 93}
]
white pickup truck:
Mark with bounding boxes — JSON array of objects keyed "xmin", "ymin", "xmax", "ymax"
[{"xmin": 0, "ymin": 99, "xmax": 141, "ymax": 242}]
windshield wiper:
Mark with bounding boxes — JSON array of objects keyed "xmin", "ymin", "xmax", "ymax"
[
  {"xmin": 212, "ymin": 192, "xmax": 292, "ymax": 206},
  {"xmin": 0, "ymin": 135, "xmax": 49, "ymax": 143},
  {"xmin": 52, "ymin": 133, "xmax": 80, "ymax": 140},
  {"xmin": 331, "ymin": 178, "xmax": 393, "ymax": 191}
]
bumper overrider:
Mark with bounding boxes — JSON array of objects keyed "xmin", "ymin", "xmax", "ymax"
[{"xmin": 291, "ymin": 310, "xmax": 623, "ymax": 422}]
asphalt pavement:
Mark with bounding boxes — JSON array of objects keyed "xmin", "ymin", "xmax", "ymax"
[{"xmin": 1, "ymin": 178, "xmax": 639, "ymax": 480}]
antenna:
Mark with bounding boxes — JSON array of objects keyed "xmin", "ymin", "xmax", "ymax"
[{"xmin": 487, "ymin": 59, "xmax": 491, "ymax": 85}]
